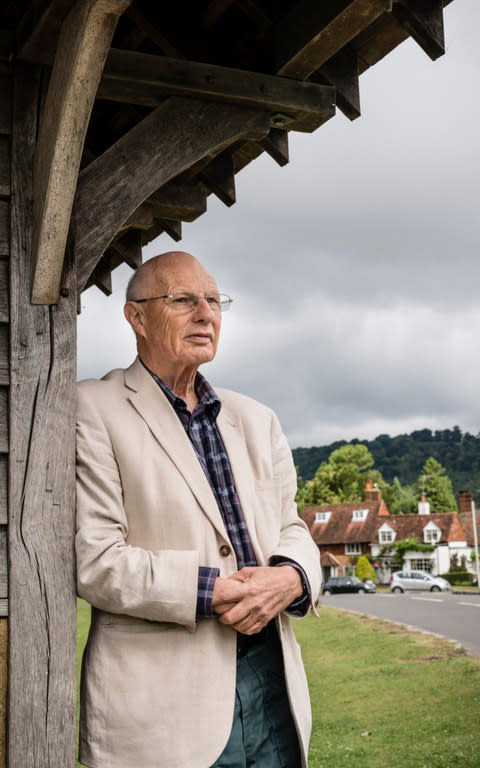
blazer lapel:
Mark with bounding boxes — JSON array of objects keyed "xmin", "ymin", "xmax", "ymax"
[
  {"xmin": 216, "ymin": 403, "xmax": 265, "ymax": 565},
  {"xmin": 124, "ymin": 359, "xmax": 228, "ymax": 539}
]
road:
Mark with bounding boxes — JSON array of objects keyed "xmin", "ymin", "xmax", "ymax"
[{"xmin": 320, "ymin": 591, "xmax": 480, "ymax": 657}]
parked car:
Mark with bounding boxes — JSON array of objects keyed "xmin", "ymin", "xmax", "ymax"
[
  {"xmin": 322, "ymin": 576, "xmax": 376, "ymax": 595},
  {"xmin": 390, "ymin": 570, "xmax": 450, "ymax": 593}
]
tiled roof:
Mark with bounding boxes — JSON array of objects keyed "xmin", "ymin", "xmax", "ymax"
[
  {"xmin": 458, "ymin": 510, "xmax": 480, "ymax": 546},
  {"xmin": 302, "ymin": 502, "xmax": 383, "ymax": 546},
  {"xmin": 377, "ymin": 513, "xmax": 462, "ymax": 544}
]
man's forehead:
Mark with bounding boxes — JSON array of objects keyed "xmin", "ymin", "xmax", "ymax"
[{"xmin": 152, "ymin": 262, "xmax": 218, "ymax": 291}]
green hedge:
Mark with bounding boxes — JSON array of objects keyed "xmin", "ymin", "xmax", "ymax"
[{"xmin": 440, "ymin": 571, "xmax": 472, "ymax": 585}]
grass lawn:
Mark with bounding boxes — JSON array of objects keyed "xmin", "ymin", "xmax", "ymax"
[{"xmin": 77, "ymin": 601, "xmax": 480, "ymax": 767}]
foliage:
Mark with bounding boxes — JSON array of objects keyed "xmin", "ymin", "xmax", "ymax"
[
  {"xmin": 379, "ymin": 535, "xmax": 434, "ymax": 567},
  {"xmin": 296, "ymin": 444, "xmax": 383, "ymax": 508},
  {"xmin": 441, "ymin": 571, "xmax": 472, "ymax": 586},
  {"xmin": 418, "ymin": 457, "xmax": 457, "ymax": 513},
  {"xmin": 355, "ymin": 555, "xmax": 376, "ymax": 583},
  {"xmin": 293, "ymin": 425, "xmax": 480, "ymax": 503},
  {"xmin": 386, "ymin": 477, "xmax": 417, "ymax": 515}
]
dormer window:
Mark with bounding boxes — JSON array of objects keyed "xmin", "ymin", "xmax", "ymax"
[
  {"xmin": 378, "ymin": 522, "xmax": 395, "ymax": 544},
  {"xmin": 352, "ymin": 508, "xmax": 368, "ymax": 522},
  {"xmin": 424, "ymin": 523, "xmax": 441, "ymax": 544},
  {"xmin": 315, "ymin": 511, "xmax": 331, "ymax": 524}
]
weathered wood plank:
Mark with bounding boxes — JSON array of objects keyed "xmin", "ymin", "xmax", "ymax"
[
  {"xmin": 0, "ymin": 202, "xmax": 8, "ymax": 257},
  {"xmin": 273, "ymin": 0, "xmax": 392, "ymax": 79},
  {"xmin": 109, "ymin": 229, "xmax": 142, "ymax": 271},
  {"xmin": 31, "ymin": 0, "xmax": 130, "ymax": 305},
  {"xmin": 313, "ymin": 46, "xmax": 360, "ymax": 121},
  {"xmin": 16, "ymin": 0, "xmax": 77, "ymax": 66},
  {"xmin": 0, "ymin": 136, "xmax": 10, "ymax": 197},
  {"xmin": 0, "ymin": 455, "xmax": 6, "ymax": 525},
  {"xmin": 199, "ymin": 151, "xmax": 236, "ymax": 207},
  {"xmin": 0, "ymin": 325, "xmax": 8, "ymax": 386},
  {"xmin": 259, "ymin": 128, "xmax": 289, "ymax": 167},
  {"xmin": 155, "ymin": 218, "xmax": 182, "ymax": 242},
  {"xmin": 0, "ymin": 528, "xmax": 6, "ymax": 599},
  {"xmin": 75, "ymin": 97, "xmax": 271, "ymax": 292},
  {"xmin": 0, "ymin": 388, "xmax": 7, "ymax": 453},
  {"xmin": 98, "ymin": 49, "xmax": 335, "ymax": 133},
  {"xmin": 0, "ymin": 259, "xmax": 8, "ymax": 323},
  {"xmin": 8, "ymin": 62, "xmax": 77, "ymax": 768},
  {"xmin": 148, "ymin": 183, "xmax": 207, "ymax": 222},
  {"xmin": 392, "ymin": 0, "xmax": 445, "ymax": 60},
  {"xmin": 0, "ymin": 72, "xmax": 12, "ymax": 135},
  {"xmin": 90, "ymin": 259, "xmax": 113, "ymax": 296}
]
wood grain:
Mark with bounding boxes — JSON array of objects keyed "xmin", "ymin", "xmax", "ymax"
[{"xmin": 8, "ymin": 62, "xmax": 77, "ymax": 768}]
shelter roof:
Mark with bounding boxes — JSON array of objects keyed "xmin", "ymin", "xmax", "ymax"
[{"xmin": 0, "ymin": 0, "xmax": 456, "ymax": 300}]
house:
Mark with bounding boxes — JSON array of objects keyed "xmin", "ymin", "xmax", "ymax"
[{"xmin": 301, "ymin": 482, "xmax": 475, "ymax": 584}]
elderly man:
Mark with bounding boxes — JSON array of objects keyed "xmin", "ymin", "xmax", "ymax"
[{"xmin": 76, "ymin": 251, "xmax": 321, "ymax": 768}]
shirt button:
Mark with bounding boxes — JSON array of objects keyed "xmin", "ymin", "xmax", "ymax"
[{"xmin": 219, "ymin": 544, "xmax": 231, "ymax": 557}]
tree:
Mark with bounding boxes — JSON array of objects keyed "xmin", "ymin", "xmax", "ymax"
[
  {"xmin": 419, "ymin": 457, "xmax": 457, "ymax": 514},
  {"xmin": 356, "ymin": 555, "xmax": 376, "ymax": 583},
  {"xmin": 299, "ymin": 444, "xmax": 383, "ymax": 506},
  {"xmin": 388, "ymin": 477, "xmax": 418, "ymax": 515}
]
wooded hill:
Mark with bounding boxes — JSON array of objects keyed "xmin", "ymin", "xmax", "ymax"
[{"xmin": 292, "ymin": 427, "xmax": 480, "ymax": 499}]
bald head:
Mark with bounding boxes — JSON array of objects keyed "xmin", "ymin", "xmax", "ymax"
[{"xmin": 126, "ymin": 251, "xmax": 214, "ymax": 302}]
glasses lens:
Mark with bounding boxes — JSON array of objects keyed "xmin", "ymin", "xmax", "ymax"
[{"xmin": 167, "ymin": 292, "xmax": 232, "ymax": 312}]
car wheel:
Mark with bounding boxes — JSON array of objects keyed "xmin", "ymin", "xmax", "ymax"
[
  {"xmin": 358, "ymin": 588, "xmax": 366, "ymax": 593},
  {"xmin": 430, "ymin": 585, "xmax": 441, "ymax": 592},
  {"xmin": 392, "ymin": 586, "xmax": 403, "ymax": 593},
  {"xmin": 323, "ymin": 589, "xmax": 331, "ymax": 595}
]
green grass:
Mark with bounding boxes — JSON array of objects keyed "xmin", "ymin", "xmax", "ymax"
[{"xmin": 77, "ymin": 601, "xmax": 480, "ymax": 768}]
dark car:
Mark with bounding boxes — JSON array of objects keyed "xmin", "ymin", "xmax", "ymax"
[{"xmin": 322, "ymin": 576, "xmax": 376, "ymax": 595}]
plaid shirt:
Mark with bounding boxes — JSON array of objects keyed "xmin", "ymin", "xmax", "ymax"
[{"xmin": 143, "ymin": 362, "xmax": 310, "ymax": 617}]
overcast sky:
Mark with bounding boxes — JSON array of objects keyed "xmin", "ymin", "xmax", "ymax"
[{"xmin": 77, "ymin": 0, "xmax": 480, "ymax": 450}]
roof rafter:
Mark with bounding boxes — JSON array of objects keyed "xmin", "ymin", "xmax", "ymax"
[
  {"xmin": 98, "ymin": 49, "xmax": 335, "ymax": 133},
  {"xmin": 31, "ymin": 0, "xmax": 130, "ymax": 305}
]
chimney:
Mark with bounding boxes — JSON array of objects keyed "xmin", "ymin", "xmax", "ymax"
[
  {"xmin": 364, "ymin": 478, "xmax": 381, "ymax": 504},
  {"xmin": 458, "ymin": 490, "xmax": 473, "ymax": 515},
  {"xmin": 418, "ymin": 494, "xmax": 430, "ymax": 515}
]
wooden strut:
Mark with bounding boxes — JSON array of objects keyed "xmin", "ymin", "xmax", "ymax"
[
  {"xmin": 74, "ymin": 98, "xmax": 271, "ymax": 293},
  {"xmin": 31, "ymin": 0, "xmax": 130, "ymax": 305}
]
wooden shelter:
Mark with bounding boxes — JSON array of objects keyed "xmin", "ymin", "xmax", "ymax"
[{"xmin": 0, "ymin": 0, "xmax": 457, "ymax": 765}]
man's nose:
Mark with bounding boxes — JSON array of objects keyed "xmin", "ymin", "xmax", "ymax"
[{"xmin": 192, "ymin": 296, "xmax": 215, "ymax": 319}]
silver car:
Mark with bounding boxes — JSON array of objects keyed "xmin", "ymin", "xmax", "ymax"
[{"xmin": 390, "ymin": 570, "xmax": 450, "ymax": 593}]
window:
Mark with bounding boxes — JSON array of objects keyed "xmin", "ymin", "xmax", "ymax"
[
  {"xmin": 315, "ymin": 511, "xmax": 331, "ymax": 524},
  {"xmin": 345, "ymin": 543, "xmax": 361, "ymax": 555},
  {"xmin": 410, "ymin": 559, "xmax": 432, "ymax": 572},
  {"xmin": 379, "ymin": 529, "xmax": 394, "ymax": 544},
  {"xmin": 352, "ymin": 509, "xmax": 368, "ymax": 521},
  {"xmin": 424, "ymin": 526, "xmax": 440, "ymax": 544}
]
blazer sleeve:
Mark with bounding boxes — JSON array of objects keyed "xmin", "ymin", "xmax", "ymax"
[
  {"xmin": 75, "ymin": 382, "xmax": 199, "ymax": 630},
  {"xmin": 268, "ymin": 410, "xmax": 322, "ymax": 613}
]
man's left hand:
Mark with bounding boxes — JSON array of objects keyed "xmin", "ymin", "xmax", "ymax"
[{"xmin": 214, "ymin": 566, "xmax": 303, "ymax": 635}]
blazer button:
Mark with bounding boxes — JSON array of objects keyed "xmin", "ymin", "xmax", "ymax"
[{"xmin": 219, "ymin": 544, "xmax": 231, "ymax": 557}]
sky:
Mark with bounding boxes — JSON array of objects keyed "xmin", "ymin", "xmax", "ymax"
[{"xmin": 77, "ymin": 0, "xmax": 480, "ymax": 450}]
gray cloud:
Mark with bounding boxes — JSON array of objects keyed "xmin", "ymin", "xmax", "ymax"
[{"xmin": 78, "ymin": 0, "xmax": 480, "ymax": 449}]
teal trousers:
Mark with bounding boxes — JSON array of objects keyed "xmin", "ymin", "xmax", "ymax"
[{"xmin": 210, "ymin": 626, "xmax": 302, "ymax": 768}]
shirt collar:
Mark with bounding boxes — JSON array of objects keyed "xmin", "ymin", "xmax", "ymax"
[{"xmin": 139, "ymin": 358, "xmax": 221, "ymax": 418}]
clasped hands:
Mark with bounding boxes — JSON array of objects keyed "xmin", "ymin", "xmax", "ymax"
[{"xmin": 212, "ymin": 565, "xmax": 303, "ymax": 636}]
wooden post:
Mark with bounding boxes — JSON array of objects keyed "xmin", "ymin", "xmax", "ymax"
[{"xmin": 8, "ymin": 62, "xmax": 77, "ymax": 768}]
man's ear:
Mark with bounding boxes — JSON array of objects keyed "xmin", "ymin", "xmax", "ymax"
[{"xmin": 124, "ymin": 301, "xmax": 147, "ymax": 338}]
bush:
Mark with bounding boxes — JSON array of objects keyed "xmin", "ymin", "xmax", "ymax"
[
  {"xmin": 356, "ymin": 554, "xmax": 376, "ymax": 583},
  {"xmin": 440, "ymin": 571, "xmax": 472, "ymax": 585}
]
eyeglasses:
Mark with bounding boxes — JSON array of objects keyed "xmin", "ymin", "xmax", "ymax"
[{"xmin": 131, "ymin": 291, "xmax": 233, "ymax": 312}]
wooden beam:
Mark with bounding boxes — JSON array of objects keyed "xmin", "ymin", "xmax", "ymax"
[
  {"xmin": 9, "ymin": 62, "xmax": 78, "ymax": 768},
  {"xmin": 259, "ymin": 128, "xmax": 289, "ymax": 167},
  {"xmin": 98, "ymin": 49, "xmax": 335, "ymax": 132},
  {"xmin": 199, "ymin": 152, "xmax": 236, "ymax": 207},
  {"xmin": 155, "ymin": 219, "xmax": 182, "ymax": 242},
  {"xmin": 90, "ymin": 259, "xmax": 113, "ymax": 296},
  {"xmin": 75, "ymin": 97, "xmax": 271, "ymax": 292},
  {"xmin": 31, "ymin": 0, "xmax": 130, "ymax": 305},
  {"xmin": 149, "ymin": 183, "xmax": 207, "ymax": 222},
  {"xmin": 392, "ymin": 0, "xmax": 445, "ymax": 60},
  {"xmin": 16, "ymin": 0, "xmax": 76, "ymax": 65},
  {"xmin": 273, "ymin": 0, "xmax": 392, "ymax": 79},
  {"xmin": 109, "ymin": 229, "xmax": 143, "ymax": 271},
  {"xmin": 313, "ymin": 46, "xmax": 360, "ymax": 121}
]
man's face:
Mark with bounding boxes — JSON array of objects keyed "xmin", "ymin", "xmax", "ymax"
[{"xmin": 135, "ymin": 257, "xmax": 222, "ymax": 372}]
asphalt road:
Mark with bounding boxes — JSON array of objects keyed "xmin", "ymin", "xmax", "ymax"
[{"xmin": 320, "ymin": 591, "xmax": 480, "ymax": 657}]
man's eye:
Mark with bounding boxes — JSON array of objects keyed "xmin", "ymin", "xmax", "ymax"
[
  {"xmin": 206, "ymin": 296, "xmax": 220, "ymax": 306},
  {"xmin": 173, "ymin": 295, "xmax": 191, "ymax": 304}
]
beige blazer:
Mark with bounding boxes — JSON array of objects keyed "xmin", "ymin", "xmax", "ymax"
[{"xmin": 76, "ymin": 358, "xmax": 321, "ymax": 768}]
